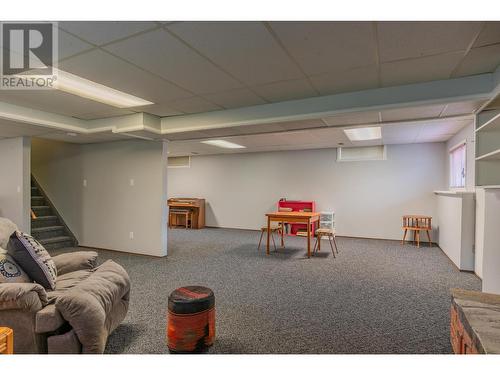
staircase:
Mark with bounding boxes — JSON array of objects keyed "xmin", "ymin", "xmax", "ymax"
[{"xmin": 31, "ymin": 177, "xmax": 77, "ymax": 251}]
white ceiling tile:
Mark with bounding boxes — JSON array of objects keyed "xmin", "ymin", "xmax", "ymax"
[
  {"xmin": 414, "ymin": 134, "xmax": 453, "ymax": 143},
  {"xmin": 473, "ymin": 22, "xmax": 500, "ymax": 48},
  {"xmin": 309, "ymin": 65, "xmax": 379, "ymax": 95},
  {"xmin": 381, "ymin": 122, "xmax": 422, "ymax": 143},
  {"xmin": 278, "ymin": 119, "xmax": 326, "ymax": 130},
  {"xmin": 58, "ymin": 30, "xmax": 94, "ymax": 60},
  {"xmin": 381, "ymin": 104, "xmax": 445, "ymax": 122},
  {"xmin": 167, "ymin": 96, "xmax": 222, "ymax": 114},
  {"xmin": 236, "ymin": 123, "xmax": 287, "ymax": 135},
  {"xmin": 237, "ymin": 133, "xmax": 288, "ymax": 147},
  {"xmin": 377, "ymin": 21, "xmax": 482, "ymax": 62},
  {"xmin": 419, "ymin": 119, "xmax": 470, "ymax": 137},
  {"xmin": 60, "ymin": 49, "xmax": 192, "ymax": 104},
  {"xmin": 323, "ymin": 111, "xmax": 380, "ymax": 126},
  {"xmin": 269, "ymin": 21, "xmax": 377, "ymax": 75},
  {"xmin": 441, "ymin": 100, "xmax": 486, "ymax": 117},
  {"xmin": 59, "ymin": 21, "xmax": 158, "ymax": 46},
  {"xmin": 167, "ymin": 22, "xmax": 303, "ymax": 86},
  {"xmin": 104, "ymin": 29, "xmax": 243, "ymax": 94},
  {"xmin": 202, "ymin": 88, "xmax": 267, "ymax": 109},
  {"xmin": 453, "ymin": 44, "xmax": 500, "ymax": 77},
  {"xmin": 380, "ymin": 52, "xmax": 464, "ymax": 87},
  {"xmin": 252, "ymin": 79, "xmax": 317, "ymax": 102},
  {"xmin": 0, "ymin": 119, "xmax": 54, "ymax": 138},
  {"xmin": 199, "ymin": 127, "xmax": 245, "ymax": 137},
  {"xmin": 166, "ymin": 131, "xmax": 211, "ymax": 141}
]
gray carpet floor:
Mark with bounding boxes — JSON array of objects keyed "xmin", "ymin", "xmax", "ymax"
[{"xmin": 57, "ymin": 228, "xmax": 481, "ymax": 354}]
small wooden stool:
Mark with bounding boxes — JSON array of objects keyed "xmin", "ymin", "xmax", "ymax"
[
  {"xmin": 0, "ymin": 327, "xmax": 14, "ymax": 354},
  {"xmin": 313, "ymin": 228, "xmax": 338, "ymax": 257},
  {"xmin": 169, "ymin": 209, "xmax": 192, "ymax": 229},
  {"xmin": 402, "ymin": 215, "xmax": 432, "ymax": 247},
  {"xmin": 167, "ymin": 286, "xmax": 215, "ymax": 353}
]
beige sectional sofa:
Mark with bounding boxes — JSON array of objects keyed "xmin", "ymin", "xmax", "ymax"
[{"xmin": 0, "ymin": 218, "xmax": 130, "ymax": 354}]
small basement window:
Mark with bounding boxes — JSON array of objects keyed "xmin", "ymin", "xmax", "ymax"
[
  {"xmin": 167, "ymin": 156, "xmax": 191, "ymax": 168},
  {"xmin": 449, "ymin": 142, "xmax": 466, "ymax": 188},
  {"xmin": 336, "ymin": 145, "xmax": 386, "ymax": 162}
]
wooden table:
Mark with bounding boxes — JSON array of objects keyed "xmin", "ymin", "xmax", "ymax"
[{"xmin": 265, "ymin": 211, "xmax": 320, "ymax": 258}]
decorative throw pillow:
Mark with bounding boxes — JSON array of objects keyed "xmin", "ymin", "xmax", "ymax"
[
  {"xmin": 0, "ymin": 253, "xmax": 31, "ymax": 283},
  {"xmin": 7, "ymin": 231, "xmax": 57, "ymax": 290}
]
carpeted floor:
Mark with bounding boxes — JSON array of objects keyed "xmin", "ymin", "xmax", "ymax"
[{"xmin": 58, "ymin": 228, "xmax": 481, "ymax": 354}]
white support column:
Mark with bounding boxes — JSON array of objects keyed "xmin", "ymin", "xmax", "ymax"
[
  {"xmin": 161, "ymin": 140, "xmax": 169, "ymax": 256},
  {"xmin": 0, "ymin": 136, "xmax": 31, "ymax": 233}
]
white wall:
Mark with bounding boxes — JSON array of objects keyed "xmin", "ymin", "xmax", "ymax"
[
  {"xmin": 0, "ymin": 137, "xmax": 31, "ymax": 232},
  {"xmin": 445, "ymin": 123, "xmax": 475, "ymax": 190},
  {"xmin": 168, "ymin": 143, "xmax": 447, "ymax": 240},
  {"xmin": 32, "ymin": 138, "xmax": 168, "ymax": 257}
]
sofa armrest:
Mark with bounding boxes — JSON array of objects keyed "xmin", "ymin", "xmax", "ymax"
[
  {"xmin": 0, "ymin": 283, "xmax": 48, "ymax": 312},
  {"xmin": 52, "ymin": 251, "xmax": 98, "ymax": 275},
  {"xmin": 35, "ymin": 304, "xmax": 65, "ymax": 333}
]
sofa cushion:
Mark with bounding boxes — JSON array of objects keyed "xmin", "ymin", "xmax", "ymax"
[
  {"xmin": 52, "ymin": 251, "xmax": 98, "ymax": 276},
  {"xmin": 0, "ymin": 253, "xmax": 31, "ymax": 283},
  {"xmin": 0, "ymin": 218, "xmax": 18, "ymax": 250},
  {"xmin": 7, "ymin": 231, "xmax": 57, "ymax": 290},
  {"xmin": 48, "ymin": 269, "xmax": 94, "ymax": 297}
]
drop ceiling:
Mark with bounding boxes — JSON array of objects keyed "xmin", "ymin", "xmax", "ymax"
[
  {"xmin": 0, "ymin": 21, "xmax": 498, "ymax": 153},
  {"xmin": 0, "ymin": 21, "xmax": 498, "ymax": 119},
  {"xmin": 166, "ymin": 117, "xmax": 472, "ymax": 157}
]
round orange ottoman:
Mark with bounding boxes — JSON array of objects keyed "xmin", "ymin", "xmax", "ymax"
[{"xmin": 167, "ymin": 286, "xmax": 215, "ymax": 353}]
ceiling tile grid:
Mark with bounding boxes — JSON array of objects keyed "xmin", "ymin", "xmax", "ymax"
[
  {"xmin": 267, "ymin": 21, "xmax": 378, "ymax": 76},
  {"xmin": 59, "ymin": 22, "xmax": 159, "ymax": 46},
  {"xmin": 376, "ymin": 21, "xmax": 483, "ymax": 62},
  {"xmin": 103, "ymin": 29, "xmax": 244, "ymax": 94},
  {"xmin": 166, "ymin": 22, "xmax": 304, "ymax": 86},
  {"xmin": 0, "ymin": 21, "xmax": 498, "ymax": 133}
]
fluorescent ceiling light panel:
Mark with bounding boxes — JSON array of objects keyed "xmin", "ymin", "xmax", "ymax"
[
  {"xmin": 343, "ymin": 126, "xmax": 382, "ymax": 141},
  {"xmin": 18, "ymin": 69, "xmax": 153, "ymax": 108},
  {"xmin": 201, "ymin": 139, "xmax": 246, "ymax": 149},
  {"xmin": 55, "ymin": 70, "xmax": 154, "ymax": 108}
]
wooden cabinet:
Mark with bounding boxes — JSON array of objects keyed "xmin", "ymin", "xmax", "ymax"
[{"xmin": 450, "ymin": 289, "xmax": 500, "ymax": 354}]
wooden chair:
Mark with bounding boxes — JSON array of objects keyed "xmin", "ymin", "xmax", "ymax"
[
  {"xmin": 313, "ymin": 212, "xmax": 338, "ymax": 257},
  {"xmin": 169, "ymin": 209, "xmax": 193, "ymax": 229},
  {"xmin": 258, "ymin": 224, "xmax": 283, "ymax": 251},
  {"xmin": 402, "ymin": 215, "xmax": 432, "ymax": 247}
]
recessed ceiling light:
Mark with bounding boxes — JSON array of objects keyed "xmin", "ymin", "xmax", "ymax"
[
  {"xmin": 201, "ymin": 140, "xmax": 246, "ymax": 149},
  {"xmin": 343, "ymin": 127, "xmax": 382, "ymax": 141},
  {"xmin": 19, "ymin": 69, "xmax": 154, "ymax": 108}
]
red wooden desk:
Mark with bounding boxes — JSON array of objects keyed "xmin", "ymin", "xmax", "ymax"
[{"xmin": 265, "ymin": 211, "xmax": 320, "ymax": 258}]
